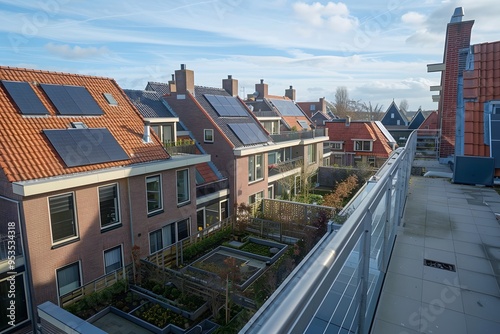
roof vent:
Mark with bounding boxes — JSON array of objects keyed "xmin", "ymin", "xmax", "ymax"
[{"xmin": 450, "ymin": 7, "xmax": 464, "ymax": 23}]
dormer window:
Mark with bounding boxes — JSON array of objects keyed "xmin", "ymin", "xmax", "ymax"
[{"xmin": 354, "ymin": 140, "xmax": 373, "ymax": 152}]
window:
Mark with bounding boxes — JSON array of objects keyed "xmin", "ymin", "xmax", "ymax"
[
  {"xmin": 307, "ymin": 144, "xmax": 317, "ymax": 164},
  {"xmin": 177, "ymin": 169, "xmax": 190, "ymax": 205},
  {"xmin": 354, "ymin": 140, "xmax": 373, "ymax": 152},
  {"xmin": 149, "ymin": 219, "xmax": 190, "ymax": 254},
  {"xmin": 146, "ymin": 175, "xmax": 162, "ymax": 214},
  {"xmin": 268, "ymin": 185, "xmax": 274, "ymax": 199},
  {"xmin": 368, "ymin": 156, "xmax": 376, "ymax": 167},
  {"xmin": 0, "ymin": 274, "xmax": 28, "ymax": 330},
  {"xmin": 262, "ymin": 121, "xmax": 279, "ymax": 135},
  {"xmin": 248, "ymin": 154, "xmax": 263, "ymax": 182},
  {"xmin": 249, "ymin": 191, "xmax": 263, "ymax": 205},
  {"xmin": 49, "ymin": 193, "xmax": 77, "ymax": 244},
  {"xmin": 204, "ymin": 129, "xmax": 214, "ymax": 143},
  {"xmin": 99, "ymin": 184, "xmax": 120, "ymax": 229},
  {"xmin": 331, "ymin": 142, "xmax": 343, "ymax": 150},
  {"xmin": 396, "ymin": 120, "xmax": 400, "ymax": 125},
  {"xmin": 56, "ymin": 262, "xmax": 81, "ymax": 297},
  {"xmin": 310, "ymin": 104, "xmax": 316, "ymax": 111},
  {"xmin": 391, "ymin": 113, "xmax": 394, "ymax": 119},
  {"xmin": 104, "ymin": 245, "xmax": 123, "ymax": 274},
  {"xmin": 150, "ymin": 123, "xmax": 174, "ymax": 143}
]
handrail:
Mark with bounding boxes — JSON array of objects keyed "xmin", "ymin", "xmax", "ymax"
[{"xmin": 241, "ymin": 130, "xmax": 417, "ymax": 333}]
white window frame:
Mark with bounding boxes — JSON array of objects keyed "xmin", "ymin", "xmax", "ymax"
[
  {"xmin": 249, "ymin": 191, "xmax": 264, "ymax": 205},
  {"xmin": 148, "ymin": 219, "xmax": 191, "ymax": 254},
  {"xmin": 98, "ymin": 183, "xmax": 121, "ymax": 230},
  {"xmin": 146, "ymin": 175, "xmax": 162, "ymax": 214},
  {"xmin": 268, "ymin": 185, "xmax": 274, "ymax": 199},
  {"xmin": 56, "ymin": 261, "xmax": 82, "ymax": 300},
  {"xmin": 48, "ymin": 192, "xmax": 78, "ymax": 245},
  {"xmin": 331, "ymin": 141, "xmax": 343, "ymax": 150},
  {"xmin": 177, "ymin": 168, "xmax": 190, "ymax": 205},
  {"xmin": 248, "ymin": 154, "xmax": 264, "ymax": 183},
  {"xmin": 307, "ymin": 143, "xmax": 317, "ymax": 164},
  {"xmin": 103, "ymin": 245, "xmax": 123, "ymax": 274},
  {"xmin": 204, "ymin": 129, "xmax": 214, "ymax": 143},
  {"xmin": 353, "ymin": 140, "xmax": 373, "ymax": 152}
]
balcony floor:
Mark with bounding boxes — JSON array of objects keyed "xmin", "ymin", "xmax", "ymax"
[{"xmin": 371, "ymin": 161, "xmax": 500, "ymax": 333}]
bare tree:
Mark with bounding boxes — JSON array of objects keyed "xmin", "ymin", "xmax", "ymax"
[
  {"xmin": 334, "ymin": 86, "xmax": 350, "ymax": 118},
  {"xmin": 399, "ymin": 99, "xmax": 409, "ymax": 113},
  {"xmin": 362, "ymin": 101, "xmax": 384, "ymax": 121}
]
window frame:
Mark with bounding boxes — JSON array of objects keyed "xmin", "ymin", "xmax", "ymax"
[
  {"xmin": 353, "ymin": 140, "xmax": 373, "ymax": 152},
  {"xmin": 103, "ymin": 245, "xmax": 123, "ymax": 275},
  {"xmin": 204, "ymin": 129, "xmax": 214, "ymax": 143},
  {"xmin": 331, "ymin": 141, "xmax": 343, "ymax": 150},
  {"xmin": 248, "ymin": 154, "xmax": 264, "ymax": 183},
  {"xmin": 149, "ymin": 218, "xmax": 191, "ymax": 255},
  {"xmin": 56, "ymin": 261, "xmax": 82, "ymax": 299},
  {"xmin": 146, "ymin": 175, "xmax": 163, "ymax": 215},
  {"xmin": 176, "ymin": 168, "xmax": 190, "ymax": 206},
  {"xmin": 98, "ymin": 183, "xmax": 121, "ymax": 230},
  {"xmin": 307, "ymin": 143, "xmax": 317, "ymax": 164},
  {"xmin": 48, "ymin": 192, "xmax": 78, "ymax": 246}
]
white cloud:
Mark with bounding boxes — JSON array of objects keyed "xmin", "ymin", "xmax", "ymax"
[
  {"xmin": 292, "ymin": 2, "xmax": 358, "ymax": 33},
  {"xmin": 45, "ymin": 43, "xmax": 109, "ymax": 59},
  {"xmin": 401, "ymin": 11, "xmax": 426, "ymax": 25}
]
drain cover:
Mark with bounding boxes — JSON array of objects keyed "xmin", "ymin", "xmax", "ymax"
[{"xmin": 423, "ymin": 259, "xmax": 456, "ymax": 272}]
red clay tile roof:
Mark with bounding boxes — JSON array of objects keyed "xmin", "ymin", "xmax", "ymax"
[
  {"xmin": 0, "ymin": 66, "xmax": 169, "ymax": 183},
  {"xmin": 418, "ymin": 111, "xmax": 439, "ymax": 130},
  {"xmin": 196, "ymin": 163, "xmax": 219, "ymax": 183},
  {"xmin": 326, "ymin": 121, "xmax": 392, "ymax": 157}
]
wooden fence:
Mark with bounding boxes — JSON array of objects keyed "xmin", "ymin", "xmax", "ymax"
[{"xmin": 59, "ymin": 264, "xmax": 132, "ymax": 308}]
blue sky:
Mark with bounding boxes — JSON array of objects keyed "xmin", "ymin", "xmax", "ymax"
[{"xmin": 1, "ymin": 0, "xmax": 498, "ymax": 111}]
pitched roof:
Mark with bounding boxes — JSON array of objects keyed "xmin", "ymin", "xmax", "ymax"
[
  {"xmin": 267, "ymin": 99, "xmax": 313, "ymax": 130},
  {"xmin": 145, "ymin": 81, "xmax": 171, "ymax": 96},
  {"xmin": 381, "ymin": 101, "xmax": 408, "ymax": 126},
  {"xmin": 193, "ymin": 86, "xmax": 271, "ymax": 148},
  {"xmin": 123, "ymin": 89, "xmax": 176, "ymax": 118},
  {"xmin": 418, "ymin": 111, "xmax": 439, "ymax": 130},
  {"xmin": 0, "ymin": 66, "xmax": 169, "ymax": 183},
  {"xmin": 325, "ymin": 120, "xmax": 393, "ymax": 156}
]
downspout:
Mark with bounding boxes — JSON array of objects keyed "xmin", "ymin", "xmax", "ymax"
[
  {"xmin": 0, "ymin": 195, "xmax": 37, "ymax": 334},
  {"xmin": 128, "ymin": 178, "xmax": 134, "ymax": 247}
]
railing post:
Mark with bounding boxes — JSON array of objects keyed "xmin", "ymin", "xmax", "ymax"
[{"xmin": 358, "ymin": 210, "xmax": 372, "ymax": 334}]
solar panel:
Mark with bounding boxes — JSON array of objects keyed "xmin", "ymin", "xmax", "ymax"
[
  {"xmin": 44, "ymin": 128, "xmax": 129, "ymax": 167},
  {"xmin": 204, "ymin": 94, "xmax": 248, "ymax": 117},
  {"xmin": 297, "ymin": 120, "xmax": 309, "ymax": 129},
  {"xmin": 1, "ymin": 80, "xmax": 49, "ymax": 115},
  {"xmin": 228, "ymin": 123, "xmax": 268, "ymax": 145},
  {"xmin": 270, "ymin": 99, "xmax": 304, "ymax": 116},
  {"xmin": 40, "ymin": 84, "xmax": 104, "ymax": 115}
]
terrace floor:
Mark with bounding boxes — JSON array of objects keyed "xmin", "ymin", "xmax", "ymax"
[
  {"xmin": 371, "ymin": 160, "xmax": 500, "ymax": 333},
  {"xmin": 91, "ymin": 312, "xmax": 154, "ymax": 334}
]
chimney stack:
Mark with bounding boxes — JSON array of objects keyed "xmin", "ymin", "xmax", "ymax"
[
  {"xmin": 175, "ymin": 64, "xmax": 195, "ymax": 96},
  {"xmin": 285, "ymin": 85, "xmax": 296, "ymax": 101},
  {"xmin": 168, "ymin": 73, "xmax": 176, "ymax": 93},
  {"xmin": 223, "ymin": 75, "xmax": 238, "ymax": 97},
  {"xmin": 143, "ymin": 120, "xmax": 152, "ymax": 143},
  {"xmin": 255, "ymin": 79, "xmax": 268, "ymax": 99},
  {"xmin": 345, "ymin": 116, "xmax": 351, "ymax": 127}
]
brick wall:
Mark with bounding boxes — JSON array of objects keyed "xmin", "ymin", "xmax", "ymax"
[{"xmin": 439, "ymin": 20, "xmax": 474, "ymax": 158}]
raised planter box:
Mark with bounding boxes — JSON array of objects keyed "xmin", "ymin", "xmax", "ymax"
[{"xmin": 130, "ymin": 285, "xmax": 208, "ymax": 321}]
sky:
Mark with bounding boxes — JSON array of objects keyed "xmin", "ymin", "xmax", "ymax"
[{"xmin": 0, "ymin": 0, "xmax": 499, "ymax": 112}]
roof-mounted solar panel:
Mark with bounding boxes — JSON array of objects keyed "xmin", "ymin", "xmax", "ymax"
[
  {"xmin": 40, "ymin": 83, "xmax": 104, "ymax": 115},
  {"xmin": 204, "ymin": 94, "xmax": 248, "ymax": 117},
  {"xmin": 1, "ymin": 80, "xmax": 49, "ymax": 115},
  {"xmin": 270, "ymin": 99, "xmax": 304, "ymax": 116},
  {"xmin": 228, "ymin": 123, "xmax": 268, "ymax": 145},
  {"xmin": 44, "ymin": 128, "xmax": 129, "ymax": 167}
]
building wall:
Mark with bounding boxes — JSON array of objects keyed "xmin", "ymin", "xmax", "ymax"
[
  {"xmin": 235, "ymin": 155, "xmax": 269, "ymax": 204},
  {"xmin": 21, "ymin": 178, "xmax": 132, "ymax": 308}
]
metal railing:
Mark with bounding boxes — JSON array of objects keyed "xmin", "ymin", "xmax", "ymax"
[
  {"xmin": 0, "ymin": 233, "xmax": 22, "ymax": 260},
  {"xmin": 196, "ymin": 178, "xmax": 229, "ymax": 197},
  {"xmin": 270, "ymin": 128, "xmax": 327, "ymax": 143},
  {"xmin": 241, "ymin": 129, "xmax": 417, "ymax": 334},
  {"xmin": 268, "ymin": 156, "xmax": 303, "ymax": 176}
]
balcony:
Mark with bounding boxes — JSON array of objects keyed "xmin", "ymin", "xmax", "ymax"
[
  {"xmin": 196, "ymin": 178, "xmax": 229, "ymax": 198},
  {"xmin": 164, "ymin": 139, "xmax": 197, "ymax": 155},
  {"xmin": 270, "ymin": 128, "xmax": 327, "ymax": 143},
  {"xmin": 241, "ymin": 129, "xmax": 500, "ymax": 333},
  {"xmin": 268, "ymin": 157, "xmax": 303, "ymax": 177},
  {"xmin": 0, "ymin": 233, "xmax": 22, "ymax": 261}
]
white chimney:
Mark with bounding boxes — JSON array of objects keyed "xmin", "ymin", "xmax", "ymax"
[{"xmin": 143, "ymin": 120, "xmax": 152, "ymax": 143}]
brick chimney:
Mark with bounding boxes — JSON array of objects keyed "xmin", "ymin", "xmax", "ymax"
[
  {"xmin": 255, "ymin": 79, "xmax": 268, "ymax": 99},
  {"xmin": 175, "ymin": 64, "xmax": 195, "ymax": 96},
  {"xmin": 168, "ymin": 74, "xmax": 176, "ymax": 93},
  {"xmin": 285, "ymin": 85, "xmax": 296, "ymax": 101},
  {"xmin": 223, "ymin": 75, "xmax": 238, "ymax": 97},
  {"xmin": 320, "ymin": 97, "xmax": 326, "ymax": 113},
  {"xmin": 438, "ymin": 7, "xmax": 474, "ymax": 159}
]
